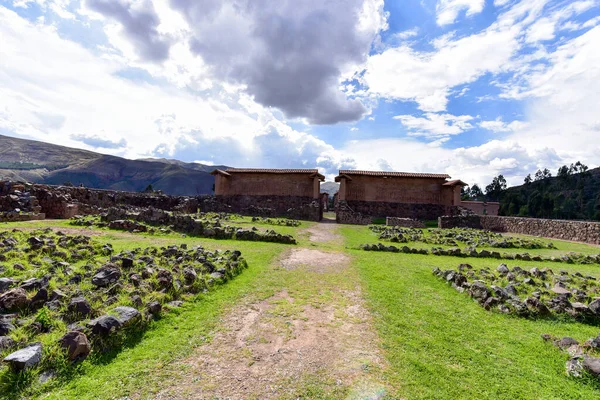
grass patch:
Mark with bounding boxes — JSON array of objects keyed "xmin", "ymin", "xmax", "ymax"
[{"xmin": 341, "ymin": 224, "xmax": 600, "ymax": 399}]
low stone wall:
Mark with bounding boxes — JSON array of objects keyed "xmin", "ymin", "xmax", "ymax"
[
  {"xmin": 439, "ymin": 215, "xmax": 600, "ymax": 245},
  {"xmin": 0, "ymin": 212, "xmax": 45, "ymax": 222},
  {"xmin": 336, "ymin": 208, "xmax": 373, "ymax": 225},
  {"xmin": 199, "ymin": 195, "xmax": 322, "ymax": 221},
  {"xmin": 386, "ymin": 217, "xmax": 426, "ymax": 228},
  {"xmin": 30, "ymin": 184, "xmax": 197, "ymax": 218},
  {"xmin": 342, "ymin": 200, "xmax": 460, "ymax": 221}
]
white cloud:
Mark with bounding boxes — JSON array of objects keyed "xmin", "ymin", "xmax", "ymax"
[
  {"xmin": 0, "ymin": 7, "xmax": 356, "ymax": 177},
  {"xmin": 394, "ymin": 113, "xmax": 474, "ymax": 139},
  {"xmin": 84, "ymin": 0, "xmax": 389, "ymax": 124},
  {"xmin": 479, "ymin": 118, "xmax": 528, "ymax": 133},
  {"xmin": 364, "ymin": 23, "xmax": 520, "ymax": 111},
  {"xmin": 436, "ymin": 0, "xmax": 485, "ymax": 26}
]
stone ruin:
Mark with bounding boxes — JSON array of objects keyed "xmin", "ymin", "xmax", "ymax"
[
  {"xmin": 0, "ymin": 181, "xmax": 319, "ymax": 223},
  {"xmin": 0, "ymin": 182, "xmax": 44, "ymax": 222}
]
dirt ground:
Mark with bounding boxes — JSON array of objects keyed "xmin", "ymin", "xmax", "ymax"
[
  {"xmin": 155, "ymin": 222, "xmax": 388, "ymax": 400},
  {"xmin": 303, "ymin": 221, "xmax": 342, "ymax": 243}
]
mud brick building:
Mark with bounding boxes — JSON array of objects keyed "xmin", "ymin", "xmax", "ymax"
[
  {"xmin": 335, "ymin": 170, "xmax": 467, "ymax": 223},
  {"xmin": 210, "ymin": 168, "xmax": 324, "ymax": 221},
  {"xmin": 460, "ymin": 201, "xmax": 500, "ymax": 216}
]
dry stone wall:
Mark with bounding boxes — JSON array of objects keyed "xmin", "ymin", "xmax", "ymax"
[
  {"xmin": 198, "ymin": 195, "xmax": 322, "ymax": 221},
  {"xmin": 336, "ymin": 200, "xmax": 462, "ymax": 225},
  {"xmin": 386, "ymin": 217, "xmax": 426, "ymax": 228},
  {"xmin": 439, "ymin": 215, "xmax": 600, "ymax": 245}
]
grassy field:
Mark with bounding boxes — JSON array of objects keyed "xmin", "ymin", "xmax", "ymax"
[
  {"xmin": 2, "ymin": 219, "xmax": 600, "ymax": 399},
  {"xmin": 342, "ymin": 224, "xmax": 600, "ymax": 399}
]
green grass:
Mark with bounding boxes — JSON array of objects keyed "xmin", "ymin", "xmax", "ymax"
[
  {"xmin": 4, "ymin": 220, "xmax": 600, "ymax": 399},
  {"xmin": 0, "ymin": 225, "xmax": 290, "ymax": 400},
  {"xmin": 350, "ymin": 225, "xmax": 600, "ymax": 258},
  {"xmin": 341, "ymin": 224, "xmax": 600, "ymax": 399}
]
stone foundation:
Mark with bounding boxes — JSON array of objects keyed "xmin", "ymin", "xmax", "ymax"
[
  {"xmin": 336, "ymin": 206, "xmax": 373, "ymax": 225},
  {"xmin": 199, "ymin": 195, "xmax": 322, "ymax": 221},
  {"xmin": 439, "ymin": 215, "xmax": 600, "ymax": 245},
  {"xmin": 336, "ymin": 200, "xmax": 460, "ymax": 225},
  {"xmin": 386, "ymin": 217, "xmax": 426, "ymax": 228}
]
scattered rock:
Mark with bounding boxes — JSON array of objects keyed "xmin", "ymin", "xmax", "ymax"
[
  {"xmin": 113, "ymin": 306, "xmax": 141, "ymax": 327},
  {"xmin": 87, "ymin": 315, "xmax": 122, "ymax": 336},
  {"xmin": 3, "ymin": 343, "xmax": 42, "ymax": 371},
  {"xmin": 59, "ymin": 331, "xmax": 91, "ymax": 361},
  {"xmin": 0, "ymin": 288, "xmax": 29, "ymax": 311}
]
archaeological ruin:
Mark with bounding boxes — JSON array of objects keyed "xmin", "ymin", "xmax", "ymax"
[
  {"xmin": 334, "ymin": 170, "xmax": 468, "ymax": 223},
  {"xmin": 210, "ymin": 168, "xmax": 324, "ymax": 221}
]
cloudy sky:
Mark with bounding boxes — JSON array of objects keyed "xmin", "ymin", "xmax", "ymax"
[{"xmin": 0, "ymin": 0, "xmax": 598, "ymax": 187}]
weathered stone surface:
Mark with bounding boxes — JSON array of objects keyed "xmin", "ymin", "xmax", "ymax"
[
  {"xmin": 583, "ymin": 356, "xmax": 600, "ymax": 376},
  {"xmin": 0, "ymin": 278, "xmax": 14, "ymax": 293},
  {"xmin": 0, "ymin": 320, "xmax": 15, "ymax": 335},
  {"xmin": 0, "ymin": 336, "xmax": 16, "ymax": 350},
  {"xmin": 496, "ymin": 264, "xmax": 509, "ymax": 274},
  {"xmin": 551, "ymin": 285, "xmax": 572, "ymax": 296},
  {"xmin": 59, "ymin": 331, "xmax": 91, "ymax": 361},
  {"xmin": 469, "ymin": 282, "xmax": 490, "ymax": 302},
  {"xmin": 92, "ymin": 264, "xmax": 121, "ymax": 287},
  {"xmin": 588, "ymin": 299, "xmax": 600, "ymax": 315},
  {"xmin": 3, "ymin": 343, "xmax": 42, "ymax": 371},
  {"xmin": 557, "ymin": 337, "xmax": 579, "ymax": 350},
  {"xmin": 113, "ymin": 306, "xmax": 141, "ymax": 326},
  {"xmin": 68, "ymin": 297, "xmax": 93, "ymax": 318},
  {"xmin": 146, "ymin": 301, "xmax": 162, "ymax": 315},
  {"xmin": 87, "ymin": 315, "xmax": 122, "ymax": 336},
  {"xmin": 0, "ymin": 288, "xmax": 29, "ymax": 311}
]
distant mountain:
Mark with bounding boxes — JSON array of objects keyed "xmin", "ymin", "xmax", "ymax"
[
  {"xmin": 0, "ymin": 134, "xmax": 226, "ymax": 196},
  {"xmin": 321, "ymin": 181, "xmax": 339, "ymax": 195},
  {"xmin": 500, "ymin": 167, "xmax": 600, "ymax": 220}
]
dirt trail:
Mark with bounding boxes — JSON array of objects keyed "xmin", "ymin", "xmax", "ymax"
[{"xmin": 155, "ymin": 222, "xmax": 388, "ymax": 400}]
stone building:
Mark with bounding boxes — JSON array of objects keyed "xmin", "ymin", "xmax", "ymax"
[
  {"xmin": 210, "ymin": 168, "xmax": 324, "ymax": 221},
  {"xmin": 335, "ymin": 170, "xmax": 467, "ymax": 223}
]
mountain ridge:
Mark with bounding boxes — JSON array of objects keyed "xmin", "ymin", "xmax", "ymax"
[{"xmin": 0, "ymin": 134, "xmax": 223, "ymax": 196}]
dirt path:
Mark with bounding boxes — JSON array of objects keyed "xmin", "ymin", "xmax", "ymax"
[
  {"xmin": 303, "ymin": 220, "xmax": 342, "ymax": 243},
  {"xmin": 155, "ymin": 222, "xmax": 388, "ymax": 400}
]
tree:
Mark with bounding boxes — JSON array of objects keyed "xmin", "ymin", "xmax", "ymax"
[
  {"xmin": 460, "ymin": 186, "xmax": 471, "ymax": 201},
  {"xmin": 485, "ymin": 175, "xmax": 507, "ymax": 201},
  {"xmin": 524, "ymin": 174, "xmax": 532, "ymax": 185},
  {"xmin": 470, "ymin": 184, "xmax": 484, "ymax": 201},
  {"xmin": 557, "ymin": 165, "xmax": 569, "ymax": 179},
  {"xmin": 143, "ymin": 184, "xmax": 154, "ymax": 193},
  {"xmin": 542, "ymin": 168, "xmax": 552, "ymax": 179},
  {"xmin": 534, "ymin": 169, "xmax": 544, "ymax": 181}
]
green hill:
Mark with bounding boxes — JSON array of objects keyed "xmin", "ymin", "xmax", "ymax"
[
  {"xmin": 500, "ymin": 167, "xmax": 600, "ymax": 220},
  {"xmin": 0, "ymin": 134, "xmax": 226, "ymax": 196}
]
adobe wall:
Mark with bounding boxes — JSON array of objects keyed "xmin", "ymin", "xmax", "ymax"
[
  {"xmin": 438, "ymin": 215, "xmax": 600, "ymax": 245},
  {"xmin": 342, "ymin": 175, "xmax": 454, "ymax": 205},
  {"xmin": 199, "ymin": 195, "xmax": 322, "ymax": 221},
  {"xmin": 460, "ymin": 201, "xmax": 500, "ymax": 216},
  {"xmin": 216, "ymin": 173, "xmax": 318, "ymax": 198}
]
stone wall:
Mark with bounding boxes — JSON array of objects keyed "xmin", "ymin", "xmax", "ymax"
[
  {"xmin": 386, "ymin": 217, "xmax": 426, "ymax": 228},
  {"xmin": 340, "ymin": 199, "xmax": 460, "ymax": 221},
  {"xmin": 336, "ymin": 202, "xmax": 373, "ymax": 225},
  {"xmin": 438, "ymin": 215, "xmax": 600, "ymax": 245},
  {"xmin": 199, "ymin": 195, "xmax": 322, "ymax": 221}
]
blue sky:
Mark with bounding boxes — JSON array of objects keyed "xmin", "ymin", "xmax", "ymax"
[{"xmin": 0, "ymin": 0, "xmax": 599, "ymax": 187}]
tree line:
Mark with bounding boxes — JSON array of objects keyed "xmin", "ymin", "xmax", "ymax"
[{"xmin": 461, "ymin": 161, "xmax": 600, "ymax": 220}]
